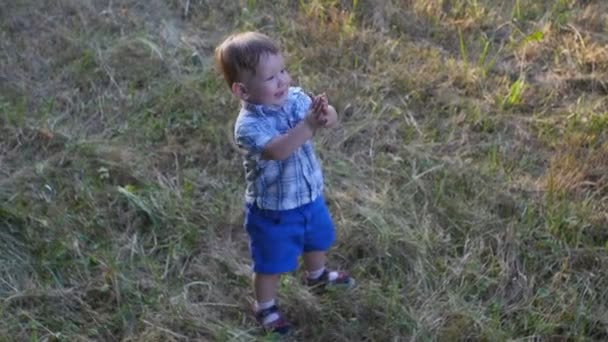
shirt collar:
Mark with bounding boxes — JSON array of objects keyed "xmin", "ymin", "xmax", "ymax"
[{"xmin": 242, "ymin": 97, "xmax": 291, "ymax": 116}]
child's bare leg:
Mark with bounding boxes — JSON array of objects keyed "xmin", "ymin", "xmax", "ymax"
[
  {"xmin": 253, "ymin": 273, "xmax": 288, "ymax": 332},
  {"xmin": 254, "ymin": 273, "xmax": 280, "ymax": 304},
  {"xmin": 303, "ymin": 251, "xmax": 326, "ymax": 276}
]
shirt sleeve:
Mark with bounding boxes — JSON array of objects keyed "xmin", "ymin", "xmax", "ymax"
[
  {"xmin": 290, "ymin": 87, "xmax": 313, "ymax": 121},
  {"xmin": 234, "ymin": 116, "xmax": 279, "ymax": 155}
]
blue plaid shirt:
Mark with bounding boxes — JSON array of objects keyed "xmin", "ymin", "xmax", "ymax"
[{"xmin": 234, "ymin": 87, "xmax": 324, "ymax": 210}]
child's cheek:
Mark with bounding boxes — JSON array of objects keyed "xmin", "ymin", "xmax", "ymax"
[{"xmin": 264, "ymin": 84, "xmax": 274, "ymax": 98}]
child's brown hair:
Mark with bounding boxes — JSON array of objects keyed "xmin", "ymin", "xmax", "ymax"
[{"xmin": 214, "ymin": 32, "xmax": 280, "ymax": 88}]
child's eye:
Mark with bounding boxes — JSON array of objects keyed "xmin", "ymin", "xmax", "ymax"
[
  {"xmin": 265, "ymin": 75, "xmax": 274, "ymax": 81},
  {"xmin": 280, "ymin": 69, "xmax": 286, "ymax": 73}
]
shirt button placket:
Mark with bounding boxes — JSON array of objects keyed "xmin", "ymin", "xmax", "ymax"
[{"xmin": 301, "ymin": 152, "xmax": 313, "ymax": 203}]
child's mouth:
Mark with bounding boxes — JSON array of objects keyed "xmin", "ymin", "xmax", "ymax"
[{"xmin": 275, "ymin": 90, "xmax": 285, "ymax": 98}]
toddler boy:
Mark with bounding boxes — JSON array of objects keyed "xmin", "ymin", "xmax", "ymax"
[{"xmin": 215, "ymin": 31, "xmax": 354, "ymax": 335}]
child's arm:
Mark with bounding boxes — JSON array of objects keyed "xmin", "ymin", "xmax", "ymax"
[
  {"xmin": 262, "ymin": 118, "xmax": 315, "ymax": 160},
  {"xmin": 262, "ymin": 96, "xmax": 325, "ymax": 160}
]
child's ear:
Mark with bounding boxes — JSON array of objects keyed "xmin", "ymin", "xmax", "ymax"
[{"xmin": 231, "ymin": 82, "xmax": 249, "ymax": 101}]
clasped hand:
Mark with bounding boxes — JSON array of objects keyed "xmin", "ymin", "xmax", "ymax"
[{"xmin": 306, "ymin": 93, "xmax": 338, "ymax": 130}]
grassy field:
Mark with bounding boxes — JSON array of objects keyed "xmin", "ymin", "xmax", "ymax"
[{"xmin": 1, "ymin": 0, "xmax": 607, "ymax": 340}]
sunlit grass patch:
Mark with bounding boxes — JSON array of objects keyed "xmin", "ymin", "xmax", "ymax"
[{"xmin": 2, "ymin": 0, "xmax": 608, "ymax": 339}]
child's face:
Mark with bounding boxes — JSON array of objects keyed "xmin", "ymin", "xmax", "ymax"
[{"xmin": 243, "ymin": 53, "xmax": 291, "ymax": 106}]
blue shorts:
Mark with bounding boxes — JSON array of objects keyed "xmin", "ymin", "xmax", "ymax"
[{"xmin": 244, "ymin": 196, "xmax": 336, "ymax": 274}]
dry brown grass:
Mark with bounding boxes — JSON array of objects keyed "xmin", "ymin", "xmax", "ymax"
[{"xmin": 2, "ymin": 0, "xmax": 608, "ymax": 340}]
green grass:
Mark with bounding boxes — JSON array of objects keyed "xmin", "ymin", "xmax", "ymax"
[{"xmin": 2, "ymin": 0, "xmax": 608, "ymax": 340}]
